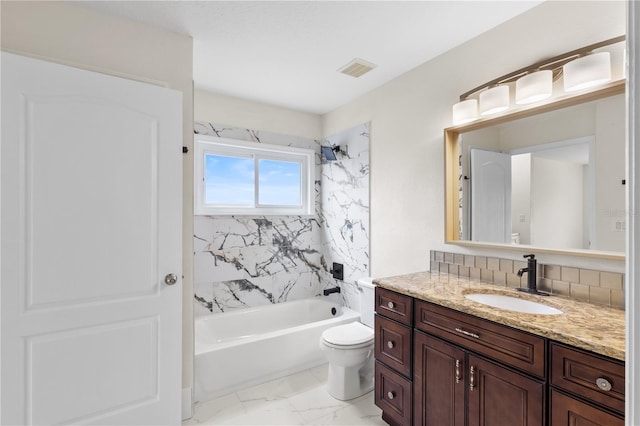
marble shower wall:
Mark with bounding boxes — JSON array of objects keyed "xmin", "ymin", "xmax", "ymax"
[
  {"xmin": 193, "ymin": 121, "xmax": 370, "ymax": 316},
  {"xmin": 321, "ymin": 123, "xmax": 370, "ymax": 311}
]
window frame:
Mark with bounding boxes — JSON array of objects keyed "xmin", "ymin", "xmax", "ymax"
[{"xmin": 194, "ymin": 135, "xmax": 315, "ymax": 216}]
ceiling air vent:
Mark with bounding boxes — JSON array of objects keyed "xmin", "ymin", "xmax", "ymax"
[{"xmin": 338, "ymin": 58, "xmax": 377, "ymax": 78}]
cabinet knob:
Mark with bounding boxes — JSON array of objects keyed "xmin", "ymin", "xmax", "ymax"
[
  {"xmin": 596, "ymin": 377, "xmax": 612, "ymax": 392},
  {"xmin": 387, "ymin": 301, "xmax": 395, "ymax": 309},
  {"xmin": 387, "ymin": 340, "xmax": 395, "ymax": 349},
  {"xmin": 387, "ymin": 391, "xmax": 395, "ymax": 400}
]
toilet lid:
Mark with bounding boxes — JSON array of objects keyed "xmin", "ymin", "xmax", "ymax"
[{"xmin": 322, "ymin": 322, "xmax": 374, "ymax": 346}]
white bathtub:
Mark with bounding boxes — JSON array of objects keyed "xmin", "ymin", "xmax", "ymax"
[{"xmin": 194, "ymin": 298, "xmax": 360, "ymax": 402}]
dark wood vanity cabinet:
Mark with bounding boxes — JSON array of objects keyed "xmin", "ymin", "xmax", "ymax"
[
  {"xmin": 374, "ymin": 287, "xmax": 625, "ymax": 426},
  {"xmin": 413, "ymin": 302, "xmax": 545, "ymax": 426},
  {"xmin": 466, "ymin": 354, "xmax": 544, "ymax": 426},
  {"xmin": 549, "ymin": 342, "xmax": 624, "ymax": 425},
  {"xmin": 374, "ymin": 288, "xmax": 414, "ymax": 426},
  {"xmin": 550, "ymin": 390, "xmax": 623, "ymax": 426},
  {"xmin": 412, "ymin": 332, "xmax": 465, "ymax": 426}
]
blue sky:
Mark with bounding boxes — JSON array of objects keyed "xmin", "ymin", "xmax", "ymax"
[{"xmin": 205, "ymin": 154, "xmax": 301, "ymax": 206}]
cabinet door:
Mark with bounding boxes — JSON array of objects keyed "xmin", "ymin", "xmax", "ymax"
[
  {"xmin": 375, "ymin": 361, "xmax": 412, "ymax": 426},
  {"xmin": 550, "ymin": 343, "xmax": 625, "ymax": 414},
  {"xmin": 375, "ymin": 315, "xmax": 412, "ymax": 378},
  {"xmin": 550, "ymin": 389, "xmax": 623, "ymax": 426},
  {"xmin": 467, "ymin": 355, "xmax": 545, "ymax": 426},
  {"xmin": 414, "ymin": 331, "xmax": 465, "ymax": 426}
]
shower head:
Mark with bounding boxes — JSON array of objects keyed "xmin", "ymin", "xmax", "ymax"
[{"xmin": 321, "ymin": 145, "xmax": 342, "ymax": 161}]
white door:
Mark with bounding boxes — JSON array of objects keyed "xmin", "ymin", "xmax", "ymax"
[
  {"xmin": 470, "ymin": 148, "xmax": 512, "ymax": 243},
  {"xmin": 1, "ymin": 53, "xmax": 182, "ymax": 425}
]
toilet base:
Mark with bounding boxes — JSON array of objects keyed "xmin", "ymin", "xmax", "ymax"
[{"xmin": 326, "ymin": 356, "xmax": 374, "ymax": 401}]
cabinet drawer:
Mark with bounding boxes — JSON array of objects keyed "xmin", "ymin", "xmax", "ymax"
[
  {"xmin": 375, "ymin": 361, "xmax": 412, "ymax": 426},
  {"xmin": 550, "ymin": 389, "xmax": 623, "ymax": 426},
  {"xmin": 375, "ymin": 287, "xmax": 413, "ymax": 325},
  {"xmin": 375, "ymin": 314, "xmax": 412, "ymax": 378},
  {"xmin": 551, "ymin": 342, "xmax": 625, "ymax": 414},
  {"xmin": 414, "ymin": 300, "xmax": 545, "ymax": 378}
]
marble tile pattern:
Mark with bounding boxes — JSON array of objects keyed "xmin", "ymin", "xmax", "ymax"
[
  {"xmin": 183, "ymin": 364, "xmax": 385, "ymax": 425},
  {"xmin": 374, "ymin": 271, "xmax": 625, "ymax": 361},
  {"xmin": 193, "ymin": 122, "xmax": 370, "ymax": 315},
  {"xmin": 321, "ymin": 123, "xmax": 370, "ymax": 302}
]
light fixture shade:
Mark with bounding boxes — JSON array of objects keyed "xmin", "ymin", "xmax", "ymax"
[
  {"xmin": 479, "ymin": 85, "xmax": 509, "ymax": 115},
  {"xmin": 452, "ymin": 99, "xmax": 478, "ymax": 125},
  {"xmin": 563, "ymin": 51, "xmax": 611, "ymax": 92},
  {"xmin": 515, "ymin": 70, "xmax": 553, "ymax": 104}
]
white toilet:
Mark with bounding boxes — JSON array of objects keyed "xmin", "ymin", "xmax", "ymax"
[{"xmin": 320, "ymin": 277, "xmax": 376, "ymax": 400}]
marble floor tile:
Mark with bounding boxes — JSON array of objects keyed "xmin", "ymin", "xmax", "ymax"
[
  {"xmin": 287, "ymin": 383, "xmax": 350, "ymax": 423},
  {"xmin": 236, "ymin": 368, "xmax": 322, "ymax": 405},
  {"xmin": 307, "ymin": 364, "xmax": 329, "ymax": 383},
  {"xmin": 308, "ymin": 393, "xmax": 386, "ymax": 425},
  {"xmin": 185, "ymin": 364, "xmax": 384, "ymax": 425},
  {"xmin": 184, "ymin": 392, "xmax": 245, "ymax": 425},
  {"xmin": 220, "ymin": 399, "xmax": 306, "ymax": 425}
]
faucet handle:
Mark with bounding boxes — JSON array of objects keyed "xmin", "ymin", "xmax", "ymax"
[{"xmin": 523, "ymin": 254, "xmax": 536, "ymax": 260}]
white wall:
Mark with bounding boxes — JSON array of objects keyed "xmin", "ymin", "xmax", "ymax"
[
  {"xmin": 530, "ymin": 157, "xmax": 583, "ymax": 248},
  {"xmin": 596, "ymin": 95, "xmax": 627, "ymax": 251},
  {"xmin": 0, "ymin": 0, "xmax": 195, "ymax": 399},
  {"xmin": 194, "ymin": 89, "xmax": 322, "ymax": 140},
  {"xmin": 322, "ymin": 1, "xmax": 627, "ymax": 276}
]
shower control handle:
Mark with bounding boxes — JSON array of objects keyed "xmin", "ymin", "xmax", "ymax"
[{"xmin": 164, "ymin": 273, "xmax": 178, "ymax": 285}]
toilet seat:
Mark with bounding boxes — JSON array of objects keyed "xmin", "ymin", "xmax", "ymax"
[{"xmin": 322, "ymin": 322, "xmax": 374, "ymax": 348}]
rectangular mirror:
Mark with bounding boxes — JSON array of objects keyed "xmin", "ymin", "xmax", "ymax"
[{"xmin": 445, "ymin": 81, "xmax": 625, "ymax": 259}]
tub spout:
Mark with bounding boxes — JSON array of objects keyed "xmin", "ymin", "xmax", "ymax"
[{"xmin": 323, "ymin": 287, "xmax": 341, "ymax": 296}]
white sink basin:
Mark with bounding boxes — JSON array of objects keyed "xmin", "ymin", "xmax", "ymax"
[{"xmin": 464, "ymin": 293, "xmax": 563, "ymax": 315}]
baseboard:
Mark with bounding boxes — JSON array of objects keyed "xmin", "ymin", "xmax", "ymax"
[{"xmin": 181, "ymin": 387, "xmax": 193, "ymax": 420}]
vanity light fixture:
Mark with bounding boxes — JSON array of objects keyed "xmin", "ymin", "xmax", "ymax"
[
  {"xmin": 452, "ymin": 99, "xmax": 478, "ymax": 125},
  {"xmin": 515, "ymin": 70, "xmax": 553, "ymax": 104},
  {"xmin": 563, "ymin": 51, "xmax": 611, "ymax": 92},
  {"xmin": 479, "ymin": 85, "xmax": 509, "ymax": 115},
  {"xmin": 451, "ymin": 35, "xmax": 624, "ymax": 125}
]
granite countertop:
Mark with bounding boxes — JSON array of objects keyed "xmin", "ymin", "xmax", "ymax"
[{"xmin": 373, "ymin": 271, "xmax": 625, "ymax": 361}]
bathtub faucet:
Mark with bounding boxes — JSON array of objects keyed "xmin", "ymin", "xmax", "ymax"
[{"xmin": 323, "ymin": 287, "xmax": 341, "ymax": 296}]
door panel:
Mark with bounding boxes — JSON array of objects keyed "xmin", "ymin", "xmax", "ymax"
[
  {"xmin": 1, "ymin": 52, "xmax": 182, "ymax": 425},
  {"xmin": 414, "ymin": 331, "xmax": 465, "ymax": 426},
  {"xmin": 27, "ymin": 97, "xmax": 159, "ymax": 307},
  {"xmin": 550, "ymin": 389, "xmax": 623, "ymax": 426},
  {"xmin": 470, "ymin": 148, "xmax": 512, "ymax": 243},
  {"xmin": 29, "ymin": 318, "xmax": 158, "ymax": 425},
  {"xmin": 467, "ymin": 355, "xmax": 544, "ymax": 426}
]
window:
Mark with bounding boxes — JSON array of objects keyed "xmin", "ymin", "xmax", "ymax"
[{"xmin": 195, "ymin": 135, "xmax": 314, "ymax": 215}]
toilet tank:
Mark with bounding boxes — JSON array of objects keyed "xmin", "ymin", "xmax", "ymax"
[{"xmin": 357, "ymin": 277, "xmax": 376, "ymax": 328}]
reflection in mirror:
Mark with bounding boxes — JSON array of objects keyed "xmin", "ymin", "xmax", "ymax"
[{"xmin": 445, "ymin": 87, "xmax": 625, "ymax": 256}]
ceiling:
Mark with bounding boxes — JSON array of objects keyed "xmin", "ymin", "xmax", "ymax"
[{"xmin": 79, "ymin": 1, "xmax": 544, "ymax": 115}]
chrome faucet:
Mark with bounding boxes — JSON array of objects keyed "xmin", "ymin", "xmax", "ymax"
[{"xmin": 516, "ymin": 254, "xmax": 548, "ymax": 296}]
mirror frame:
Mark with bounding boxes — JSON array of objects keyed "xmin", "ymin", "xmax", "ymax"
[{"xmin": 444, "ymin": 79, "xmax": 626, "ymax": 260}]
